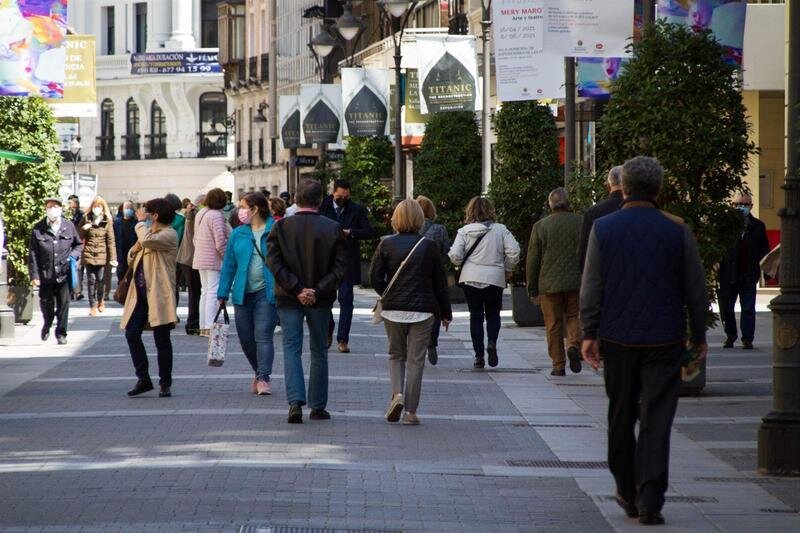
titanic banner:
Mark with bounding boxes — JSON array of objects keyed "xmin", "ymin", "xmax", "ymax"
[
  {"xmin": 300, "ymin": 84, "xmax": 342, "ymax": 145},
  {"xmin": 416, "ymin": 35, "xmax": 480, "ymax": 114},
  {"xmin": 279, "ymin": 95, "xmax": 302, "ymax": 149},
  {"xmin": 341, "ymin": 67, "xmax": 390, "ymax": 137}
]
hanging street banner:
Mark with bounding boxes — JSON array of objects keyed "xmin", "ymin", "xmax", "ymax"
[
  {"xmin": 279, "ymin": 95, "xmax": 303, "ymax": 149},
  {"xmin": 341, "ymin": 68, "xmax": 390, "ymax": 137},
  {"xmin": 493, "ymin": 0, "xmax": 565, "ymax": 101},
  {"xmin": 402, "ymin": 69, "xmax": 429, "ymax": 142},
  {"xmin": 0, "ymin": 0, "xmax": 68, "ymax": 97},
  {"xmin": 657, "ymin": 0, "xmax": 746, "ymax": 66},
  {"xmin": 47, "ymin": 35, "xmax": 97, "ymax": 117},
  {"xmin": 300, "ymin": 84, "xmax": 342, "ymax": 145},
  {"xmin": 576, "ymin": 57, "xmax": 630, "ymax": 98},
  {"xmin": 130, "ymin": 51, "xmax": 222, "ymax": 75},
  {"xmin": 543, "ymin": 0, "xmax": 633, "ymax": 57},
  {"xmin": 416, "ymin": 35, "xmax": 480, "ymax": 114}
]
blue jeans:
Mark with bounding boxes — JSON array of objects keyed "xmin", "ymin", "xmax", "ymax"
[
  {"xmin": 718, "ymin": 280, "xmax": 758, "ymax": 342},
  {"xmin": 234, "ymin": 289, "xmax": 278, "ymax": 381},
  {"xmin": 334, "ymin": 280, "xmax": 354, "ymax": 343},
  {"xmin": 278, "ymin": 306, "xmax": 331, "ymax": 409}
]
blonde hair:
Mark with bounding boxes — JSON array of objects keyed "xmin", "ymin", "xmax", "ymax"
[
  {"xmin": 464, "ymin": 196, "xmax": 496, "ymax": 223},
  {"xmin": 391, "ymin": 199, "xmax": 425, "ymax": 234},
  {"xmin": 86, "ymin": 196, "xmax": 112, "ymax": 220},
  {"xmin": 415, "ymin": 195, "xmax": 437, "ymax": 221}
]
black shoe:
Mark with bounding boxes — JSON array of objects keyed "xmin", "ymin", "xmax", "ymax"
[
  {"xmin": 56, "ymin": 336, "xmax": 67, "ymax": 345},
  {"xmin": 473, "ymin": 356, "xmax": 485, "ymax": 369},
  {"xmin": 742, "ymin": 340, "xmax": 754, "ymax": 350},
  {"xmin": 288, "ymin": 403, "xmax": 303, "ymax": 424},
  {"xmin": 550, "ymin": 368, "xmax": 566, "ymax": 376},
  {"xmin": 309, "ymin": 409, "xmax": 331, "ymax": 420},
  {"xmin": 76, "ymin": 294, "xmax": 84, "ymax": 300},
  {"xmin": 428, "ymin": 347, "xmax": 438, "ymax": 366},
  {"xmin": 723, "ymin": 337, "xmax": 735, "ymax": 348},
  {"xmin": 567, "ymin": 346, "xmax": 582, "ymax": 373},
  {"xmin": 41, "ymin": 328, "xmax": 50, "ymax": 342},
  {"xmin": 615, "ymin": 494, "xmax": 639, "ymax": 518},
  {"xmin": 159, "ymin": 385, "xmax": 171, "ymax": 397},
  {"xmin": 638, "ymin": 511, "xmax": 665, "ymax": 525},
  {"xmin": 127, "ymin": 379, "xmax": 154, "ymax": 396},
  {"xmin": 487, "ymin": 343, "xmax": 498, "ymax": 368},
  {"xmin": 185, "ymin": 327, "xmax": 200, "ymax": 336}
]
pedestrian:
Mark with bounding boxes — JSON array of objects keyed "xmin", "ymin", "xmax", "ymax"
[
  {"xmin": 449, "ymin": 196, "xmax": 520, "ymax": 369},
  {"xmin": 415, "ymin": 195, "xmax": 450, "ymax": 365},
  {"xmin": 221, "ymin": 190, "xmax": 236, "ymax": 221},
  {"xmin": 319, "ymin": 178, "xmax": 374, "ymax": 353},
  {"xmin": 29, "ymin": 198, "xmax": 83, "ymax": 344},
  {"xmin": 370, "ymin": 200, "xmax": 452, "ymax": 425},
  {"xmin": 527, "ymin": 187, "xmax": 584, "ymax": 376},
  {"xmin": 218, "ymin": 192, "xmax": 278, "ymax": 396},
  {"xmin": 579, "ymin": 166, "xmax": 624, "ymax": 269},
  {"xmin": 717, "ymin": 192, "xmax": 770, "ymax": 349},
  {"xmin": 177, "ymin": 194, "xmax": 204, "ymax": 336},
  {"xmin": 79, "ymin": 196, "xmax": 117, "ymax": 316},
  {"xmin": 122, "ymin": 199, "xmax": 179, "ymax": 398},
  {"xmin": 581, "ymin": 156, "xmax": 709, "ymax": 525},
  {"xmin": 103, "ymin": 205, "xmax": 121, "ymax": 301},
  {"xmin": 269, "ymin": 197, "xmax": 286, "ymax": 222},
  {"xmin": 67, "ymin": 194, "xmax": 84, "ymax": 300},
  {"xmin": 280, "ymin": 191, "xmax": 292, "ymax": 208},
  {"xmin": 267, "ymin": 179, "xmax": 348, "ymax": 424},
  {"xmin": 165, "ymin": 193, "xmax": 186, "ymax": 310},
  {"xmin": 192, "ymin": 188, "xmax": 231, "ymax": 336},
  {"xmin": 115, "ymin": 201, "xmax": 138, "ymax": 282}
]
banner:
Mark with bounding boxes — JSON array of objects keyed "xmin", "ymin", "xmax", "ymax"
[
  {"xmin": 76, "ymin": 174, "xmax": 98, "ymax": 210},
  {"xmin": 341, "ymin": 68, "xmax": 390, "ymax": 137},
  {"xmin": 130, "ymin": 51, "xmax": 222, "ymax": 75},
  {"xmin": 543, "ymin": 0, "xmax": 633, "ymax": 57},
  {"xmin": 416, "ymin": 35, "xmax": 480, "ymax": 114},
  {"xmin": 493, "ymin": 0, "xmax": 565, "ymax": 101},
  {"xmin": 47, "ymin": 35, "xmax": 96, "ymax": 117},
  {"xmin": 0, "ymin": 0, "xmax": 68, "ymax": 97},
  {"xmin": 58, "ymin": 175, "xmax": 76, "ymax": 203},
  {"xmin": 402, "ymin": 69, "xmax": 429, "ymax": 140},
  {"xmin": 657, "ymin": 0, "xmax": 746, "ymax": 65},
  {"xmin": 300, "ymin": 84, "xmax": 342, "ymax": 145},
  {"xmin": 576, "ymin": 57, "xmax": 630, "ymax": 98},
  {"xmin": 279, "ymin": 95, "xmax": 303, "ymax": 149}
]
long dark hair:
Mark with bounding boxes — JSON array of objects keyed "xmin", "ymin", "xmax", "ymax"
[{"xmin": 242, "ymin": 191, "xmax": 270, "ymax": 220}]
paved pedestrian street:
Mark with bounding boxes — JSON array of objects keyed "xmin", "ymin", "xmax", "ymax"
[{"xmin": 1, "ymin": 289, "xmax": 798, "ymax": 532}]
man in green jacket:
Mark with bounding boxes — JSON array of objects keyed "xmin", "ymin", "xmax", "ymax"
[{"xmin": 527, "ymin": 187, "xmax": 583, "ymax": 376}]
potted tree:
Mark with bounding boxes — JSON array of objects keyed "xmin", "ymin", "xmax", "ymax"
[
  {"xmin": 489, "ymin": 101, "xmax": 561, "ymax": 326},
  {"xmin": 0, "ymin": 97, "xmax": 62, "ymax": 324}
]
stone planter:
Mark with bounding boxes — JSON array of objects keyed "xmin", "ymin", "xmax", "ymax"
[
  {"xmin": 510, "ymin": 285, "xmax": 545, "ymax": 327},
  {"xmin": 8, "ymin": 285, "xmax": 36, "ymax": 325},
  {"xmin": 680, "ymin": 357, "xmax": 707, "ymax": 395}
]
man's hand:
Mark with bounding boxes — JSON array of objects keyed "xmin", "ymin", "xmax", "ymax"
[
  {"xmin": 343, "ymin": 229, "xmax": 351, "ymax": 237},
  {"xmin": 692, "ymin": 342, "xmax": 709, "ymax": 361},
  {"xmin": 31, "ymin": 279, "xmax": 40, "ymax": 287},
  {"xmin": 442, "ymin": 319, "xmax": 451, "ymax": 331},
  {"xmin": 582, "ymin": 339, "xmax": 601, "ymax": 371},
  {"xmin": 297, "ymin": 288, "xmax": 316, "ymax": 306},
  {"xmin": 529, "ymin": 295, "xmax": 539, "ymax": 305},
  {"xmin": 82, "ymin": 223, "xmax": 92, "ymax": 231}
]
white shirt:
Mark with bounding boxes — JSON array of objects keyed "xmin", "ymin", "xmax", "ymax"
[{"xmin": 381, "ymin": 310, "xmax": 433, "ymax": 323}]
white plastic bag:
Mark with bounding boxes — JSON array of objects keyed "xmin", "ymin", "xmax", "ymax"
[{"xmin": 207, "ymin": 304, "xmax": 229, "ymax": 367}]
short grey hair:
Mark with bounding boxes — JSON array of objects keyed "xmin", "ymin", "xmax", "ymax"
[
  {"xmin": 607, "ymin": 165, "xmax": 623, "ymax": 187},
  {"xmin": 621, "ymin": 156, "xmax": 663, "ymax": 198},
  {"xmin": 548, "ymin": 187, "xmax": 569, "ymax": 210}
]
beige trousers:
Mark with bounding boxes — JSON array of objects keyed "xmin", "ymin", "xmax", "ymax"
[
  {"xmin": 383, "ymin": 316, "xmax": 435, "ymax": 413},
  {"xmin": 539, "ymin": 291, "xmax": 581, "ymax": 370}
]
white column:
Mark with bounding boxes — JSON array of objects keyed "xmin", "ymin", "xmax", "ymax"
[
  {"xmin": 148, "ymin": 0, "xmax": 172, "ymax": 51},
  {"xmin": 166, "ymin": 0, "xmax": 197, "ymax": 50}
]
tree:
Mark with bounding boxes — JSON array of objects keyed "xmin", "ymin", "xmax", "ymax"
[
  {"xmin": 599, "ymin": 21, "xmax": 758, "ymax": 318},
  {"xmin": 0, "ymin": 97, "xmax": 62, "ymax": 286},
  {"xmin": 488, "ymin": 101, "xmax": 561, "ymax": 283},
  {"xmin": 308, "ymin": 151, "xmax": 338, "ymax": 191},
  {"xmin": 413, "ymin": 111, "xmax": 482, "ymax": 238}
]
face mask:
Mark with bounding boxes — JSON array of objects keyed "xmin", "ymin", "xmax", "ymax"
[
  {"xmin": 46, "ymin": 206, "xmax": 62, "ymax": 221},
  {"xmin": 124, "ymin": 208, "xmax": 134, "ymax": 218},
  {"xmin": 92, "ymin": 206, "xmax": 102, "ymax": 217},
  {"xmin": 737, "ymin": 206, "xmax": 751, "ymax": 217},
  {"xmin": 334, "ymin": 197, "xmax": 349, "ymax": 208},
  {"xmin": 238, "ymin": 207, "xmax": 254, "ymax": 225}
]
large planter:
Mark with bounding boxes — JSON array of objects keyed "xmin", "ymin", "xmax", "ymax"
[
  {"xmin": 359, "ymin": 261, "xmax": 372, "ymax": 289},
  {"xmin": 7, "ymin": 286, "xmax": 36, "ymax": 325},
  {"xmin": 680, "ymin": 357, "xmax": 707, "ymax": 395},
  {"xmin": 510, "ymin": 285, "xmax": 545, "ymax": 327}
]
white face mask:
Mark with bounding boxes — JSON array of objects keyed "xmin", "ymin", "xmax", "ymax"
[
  {"xmin": 46, "ymin": 206, "xmax": 62, "ymax": 221},
  {"xmin": 92, "ymin": 206, "xmax": 102, "ymax": 217}
]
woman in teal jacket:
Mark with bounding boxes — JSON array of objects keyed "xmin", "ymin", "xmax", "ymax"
[{"xmin": 217, "ymin": 192, "xmax": 277, "ymax": 395}]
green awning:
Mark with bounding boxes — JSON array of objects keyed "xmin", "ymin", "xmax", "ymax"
[{"xmin": 0, "ymin": 149, "xmax": 44, "ymax": 163}]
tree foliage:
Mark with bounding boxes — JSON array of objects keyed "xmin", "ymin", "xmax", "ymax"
[
  {"xmin": 413, "ymin": 111, "xmax": 482, "ymax": 239},
  {"xmin": 489, "ymin": 101, "xmax": 561, "ymax": 284},
  {"xmin": 599, "ymin": 21, "xmax": 758, "ymax": 317},
  {"xmin": 0, "ymin": 97, "xmax": 62, "ymax": 286}
]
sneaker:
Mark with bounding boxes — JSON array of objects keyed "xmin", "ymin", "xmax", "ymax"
[
  {"xmin": 250, "ymin": 378, "xmax": 258, "ymax": 395},
  {"xmin": 723, "ymin": 337, "xmax": 735, "ymax": 349},
  {"xmin": 487, "ymin": 343, "xmax": 498, "ymax": 368},
  {"xmin": 402, "ymin": 412, "xmax": 420, "ymax": 425},
  {"xmin": 98, "ymin": 301, "xmax": 106, "ymax": 313},
  {"xmin": 89, "ymin": 307, "xmax": 98, "ymax": 317},
  {"xmin": 473, "ymin": 356, "xmax": 485, "ymax": 369},
  {"xmin": 427, "ymin": 347, "xmax": 438, "ymax": 366},
  {"xmin": 56, "ymin": 336, "xmax": 67, "ymax": 345},
  {"xmin": 742, "ymin": 340, "xmax": 754, "ymax": 350},
  {"xmin": 567, "ymin": 346, "xmax": 582, "ymax": 373},
  {"xmin": 386, "ymin": 393, "xmax": 404, "ymax": 423},
  {"xmin": 638, "ymin": 510, "xmax": 665, "ymax": 526},
  {"xmin": 40, "ymin": 328, "xmax": 50, "ymax": 342},
  {"xmin": 550, "ymin": 368, "xmax": 566, "ymax": 376},
  {"xmin": 288, "ymin": 403, "xmax": 303, "ymax": 424},
  {"xmin": 256, "ymin": 380, "xmax": 272, "ymax": 396},
  {"xmin": 159, "ymin": 385, "xmax": 171, "ymax": 398},
  {"xmin": 309, "ymin": 409, "xmax": 331, "ymax": 420},
  {"xmin": 127, "ymin": 379, "xmax": 154, "ymax": 396},
  {"xmin": 337, "ymin": 341, "xmax": 350, "ymax": 353}
]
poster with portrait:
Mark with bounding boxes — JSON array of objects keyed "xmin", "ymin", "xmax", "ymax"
[
  {"xmin": 279, "ymin": 95, "xmax": 303, "ymax": 149},
  {"xmin": 341, "ymin": 68, "xmax": 390, "ymax": 137},
  {"xmin": 543, "ymin": 0, "xmax": 633, "ymax": 57},
  {"xmin": 300, "ymin": 84, "xmax": 342, "ymax": 145},
  {"xmin": 657, "ymin": 0, "xmax": 746, "ymax": 66},
  {"xmin": 576, "ymin": 57, "xmax": 630, "ymax": 98},
  {"xmin": 0, "ymin": 0, "xmax": 68, "ymax": 97},
  {"xmin": 416, "ymin": 35, "xmax": 481, "ymax": 114}
]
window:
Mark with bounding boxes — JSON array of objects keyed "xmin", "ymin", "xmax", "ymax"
[
  {"xmin": 201, "ymin": 0, "xmax": 219, "ymax": 48},
  {"xmin": 123, "ymin": 98, "xmax": 140, "ymax": 160},
  {"xmin": 103, "ymin": 6, "xmax": 115, "ymax": 55},
  {"xmin": 198, "ymin": 92, "xmax": 228, "ymax": 158},
  {"xmin": 147, "ymin": 101, "xmax": 166, "ymax": 159},
  {"xmin": 135, "ymin": 3, "xmax": 147, "ymax": 54},
  {"xmin": 98, "ymin": 99, "xmax": 114, "ymax": 160}
]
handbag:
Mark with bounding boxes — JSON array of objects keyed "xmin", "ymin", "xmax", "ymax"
[
  {"xmin": 68, "ymin": 256, "xmax": 79, "ymax": 291},
  {"xmin": 372, "ymin": 238, "xmax": 427, "ymax": 324},
  {"xmin": 207, "ymin": 303, "xmax": 229, "ymax": 367},
  {"xmin": 455, "ymin": 230, "xmax": 488, "ymax": 285},
  {"xmin": 113, "ymin": 261, "xmax": 134, "ymax": 305}
]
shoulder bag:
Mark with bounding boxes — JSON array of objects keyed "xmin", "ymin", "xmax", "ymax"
[
  {"xmin": 371, "ymin": 238, "xmax": 427, "ymax": 324},
  {"xmin": 455, "ymin": 229, "xmax": 489, "ymax": 285},
  {"xmin": 113, "ymin": 254, "xmax": 136, "ymax": 305}
]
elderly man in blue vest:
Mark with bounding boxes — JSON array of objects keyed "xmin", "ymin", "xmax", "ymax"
[{"xmin": 580, "ymin": 156, "xmax": 709, "ymax": 526}]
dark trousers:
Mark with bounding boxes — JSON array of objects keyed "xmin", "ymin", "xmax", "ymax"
[
  {"xmin": 125, "ymin": 296, "xmax": 173, "ymax": 386},
  {"xmin": 40, "ymin": 280, "xmax": 70, "ymax": 338},
  {"xmin": 329, "ymin": 280, "xmax": 354, "ymax": 344},
  {"xmin": 103, "ymin": 261, "xmax": 113, "ymax": 299},
  {"xmin": 718, "ymin": 280, "xmax": 758, "ymax": 342},
  {"xmin": 602, "ymin": 341, "xmax": 682, "ymax": 513},
  {"xmin": 181, "ymin": 264, "xmax": 201, "ymax": 331},
  {"xmin": 85, "ymin": 264, "xmax": 106, "ymax": 307},
  {"xmin": 462, "ymin": 284, "xmax": 503, "ymax": 357}
]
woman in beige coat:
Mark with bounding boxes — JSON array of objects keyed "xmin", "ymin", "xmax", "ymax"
[{"xmin": 122, "ymin": 198, "xmax": 179, "ymax": 398}]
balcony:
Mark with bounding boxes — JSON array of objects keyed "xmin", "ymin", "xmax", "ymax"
[
  {"xmin": 144, "ymin": 134, "xmax": 167, "ymax": 159},
  {"xmin": 248, "ymin": 56, "xmax": 258, "ymax": 83},
  {"xmin": 96, "ymin": 136, "xmax": 115, "ymax": 161},
  {"xmin": 122, "ymin": 135, "xmax": 140, "ymax": 160},
  {"xmin": 260, "ymin": 54, "xmax": 269, "ymax": 82},
  {"xmin": 198, "ymin": 132, "xmax": 228, "ymax": 158}
]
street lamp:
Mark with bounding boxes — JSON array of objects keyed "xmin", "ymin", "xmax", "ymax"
[
  {"xmin": 334, "ymin": 0, "xmax": 366, "ymax": 44},
  {"xmin": 69, "ymin": 137, "xmax": 82, "ymax": 176},
  {"xmin": 378, "ymin": 0, "xmax": 418, "ymax": 204},
  {"xmin": 480, "ymin": 0, "xmax": 492, "ymax": 195}
]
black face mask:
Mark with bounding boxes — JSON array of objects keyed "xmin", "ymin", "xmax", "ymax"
[{"xmin": 334, "ymin": 197, "xmax": 349, "ymax": 208}]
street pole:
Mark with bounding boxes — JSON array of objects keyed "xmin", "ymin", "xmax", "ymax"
[
  {"xmin": 758, "ymin": 0, "xmax": 800, "ymax": 476},
  {"xmin": 642, "ymin": 0, "xmax": 655, "ymax": 27},
  {"xmin": 564, "ymin": 57, "xmax": 576, "ymax": 187},
  {"xmin": 268, "ymin": 0, "xmax": 278, "ymax": 174},
  {"xmin": 480, "ymin": 0, "xmax": 492, "ymax": 195},
  {"xmin": 393, "ymin": 48, "xmax": 404, "ymax": 204}
]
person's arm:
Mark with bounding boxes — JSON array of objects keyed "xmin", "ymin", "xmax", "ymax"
[
  {"xmin": 683, "ymin": 225, "xmax": 709, "ymax": 345},
  {"xmin": 369, "ymin": 240, "xmax": 387, "ymax": 295},
  {"xmin": 349, "ymin": 205, "xmax": 374, "ymax": 241},
  {"xmin": 580, "ymin": 228, "xmax": 604, "ymax": 340},
  {"xmin": 266, "ymin": 223, "xmax": 303, "ymax": 297},
  {"xmin": 439, "ymin": 226, "xmax": 451, "ymax": 258},
  {"xmin": 526, "ymin": 225, "xmax": 541, "ymax": 297},
  {"xmin": 135, "ymin": 222, "xmax": 178, "ymax": 251},
  {"xmin": 28, "ymin": 229, "xmax": 39, "ymax": 282},
  {"xmin": 212, "ymin": 214, "xmax": 230, "ymax": 260},
  {"xmin": 757, "ymin": 222, "xmax": 770, "ymax": 263},
  {"xmin": 217, "ymin": 234, "xmax": 238, "ymax": 301},
  {"xmin": 448, "ymin": 229, "xmax": 466, "ymax": 266},
  {"xmin": 314, "ymin": 227, "xmax": 349, "ymax": 295},
  {"xmin": 106, "ymin": 221, "xmax": 117, "ymax": 263},
  {"xmin": 503, "ymin": 226, "xmax": 521, "ymax": 271},
  {"xmin": 69, "ymin": 222, "xmax": 83, "ymax": 260},
  {"xmin": 432, "ymin": 247, "xmax": 452, "ymax": 321},
  {"xmin": 579, "ymin": 212, "xmax": 593, "ymax": 271}
]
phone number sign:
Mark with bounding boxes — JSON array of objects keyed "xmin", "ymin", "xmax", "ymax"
[{"xmin": 130, "ymin": 52, "xmax": 222, "ymax": 75}]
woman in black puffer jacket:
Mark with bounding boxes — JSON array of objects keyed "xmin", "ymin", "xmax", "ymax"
[{"xmin": 369, "ymin": 200, "xmax": 452, "ymax": 426}]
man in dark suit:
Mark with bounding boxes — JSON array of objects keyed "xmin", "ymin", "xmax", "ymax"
[
  {"xmin": 319, "ymin": 179, "xmax": 374, "ymax": 353},
  {"xmin": 579, "ymin": 165, "xmax": 624, "ymax": 270}
]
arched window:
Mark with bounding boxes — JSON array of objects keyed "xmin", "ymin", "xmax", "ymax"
[
  {"xmin": 98, "ymin": 98, "xmax": 114, "ymax": 160},
  {"xmin": 124, "ymin": 98, "xmax": 140, "ymax": 160},
  {"xmin": 148, "ymin": 101, "xmax": 166, "ymax": 159},
  {"xmin": 198, "ymin": 92, "xmax": 228, "ymax": 158}
]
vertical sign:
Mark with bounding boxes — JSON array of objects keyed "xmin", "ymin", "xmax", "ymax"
[
  {"xmin": 300, "ymin": 84, "xmax": 342, "ymax": 145},
  {"xmin": 341, "ymin": 68, "xmax": 390, "ymax": 137},
  {"xmin": 416, "ymin": 35, "xmax": 480, "ymax": 114},
  {"xmin": 402, "ymin": 69, "xmax": 429, "ymax": 141},
  {"xmin": 543, "ymin": 0, "xmax": 633, "ymax": 57},
  {"xmin": 279, "ymin": 95, "xmax": 302, "ymax": 149},
  {"xmin": 47, "ymin": 35, "xmax": 97, "ymax": 117}
]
